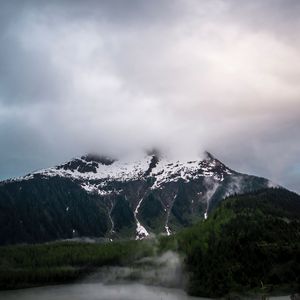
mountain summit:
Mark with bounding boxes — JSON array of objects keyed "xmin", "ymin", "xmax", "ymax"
[{"xmin": 0, "ymin": 152, "xmax": 273, "ymax": 244}]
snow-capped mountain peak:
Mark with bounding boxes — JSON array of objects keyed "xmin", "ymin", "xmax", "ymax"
[
  {"xmin": 27, "ymin": 152, "xmax": 234, "ymax": 191},
  {"xmin": 0, "ymin": 151, "xmax": 272, "ymax": 243}
]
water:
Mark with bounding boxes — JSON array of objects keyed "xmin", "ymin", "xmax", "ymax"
[
  {"xmin": 0, "ymin": 283, "xmax": 294, "ymax": 300},
  {"xmin": 0, "ymin": 283, "xmax": 201, "ymax": 300}
]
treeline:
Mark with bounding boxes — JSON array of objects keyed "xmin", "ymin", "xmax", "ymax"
[
  {"xmin": 160, "ymin": 188, "xmax": 300, "ymax": 297},
  {"xmin": 0, "ymin": 240, "xmax": 153, "ymax": 289}
]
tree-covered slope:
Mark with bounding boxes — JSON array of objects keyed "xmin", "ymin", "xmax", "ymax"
[
  {"xmin": 0, "ymin": 176, "xmax": 110, "ymax": 245},
  {"xmin": 0, "ymin": 240, "xmax": 153, "ymax": 290},
  {"xmin": 163, "ymin": 188, "xmax": 300, "ymax": 297}
]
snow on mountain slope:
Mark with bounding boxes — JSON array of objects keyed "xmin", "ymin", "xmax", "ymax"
[
  {"xmin": 36, "ymin": 155, "xmax": 152, "ymax": 182},
  {"xmin": 1, "ymin": 152, "xmax": 273, "ymax": 242},
  {"xmin": 23, "ymin": 152, "xmax": 234, "ymax": 189}
]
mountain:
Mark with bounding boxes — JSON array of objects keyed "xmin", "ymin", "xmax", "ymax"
[{"xmin": 0, "ymin": 152, "xmax": 273, "ymax": 245}]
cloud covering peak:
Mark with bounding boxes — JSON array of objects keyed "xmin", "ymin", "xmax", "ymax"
[{"xmin": 0, "ymin": 0, "xmax": 299, "ymax": 192}]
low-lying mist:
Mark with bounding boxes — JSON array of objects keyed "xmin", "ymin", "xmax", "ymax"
[
  {"xmin": 0, "ymin": 251, "xmax": 199, "ymax": 300},
  {"xmin": 0, "ymin": 283, "xmax": 200, "ymax": 300},
  {"xmin": 84, "ymin": 251, "xmax": 186, "ymax": 289}
]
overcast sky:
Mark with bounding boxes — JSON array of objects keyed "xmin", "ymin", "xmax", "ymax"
[{"xmin": 0, "ymin": 0, "xmax": 299, "ymax": 193}]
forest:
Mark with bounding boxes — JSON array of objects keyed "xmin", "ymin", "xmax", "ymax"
[{"xmin": 0, "ymin": 188, "xmax": 299, "ymax": 297}]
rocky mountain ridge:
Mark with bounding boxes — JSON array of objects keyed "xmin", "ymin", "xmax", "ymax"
[{"xmin": 0, "ymin": 152, "xmax": 273, "ymax": 244}]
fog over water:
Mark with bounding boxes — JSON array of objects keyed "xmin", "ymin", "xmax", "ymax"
[
  {"xmin": 0, "ymin": 251, "xmax": 197, "ymax": 300},
  {"xmin": 0, "ymin": 283, "xmax": 293, "ymax": 300},
  {"xmin": 0, "ymin": 283, "xmax": 201, "ymax": 300}
]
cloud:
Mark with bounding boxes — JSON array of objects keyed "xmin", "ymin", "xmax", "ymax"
[{"xmin": 0, "ymin": 0, "xmax": 299, "ymax": 192}]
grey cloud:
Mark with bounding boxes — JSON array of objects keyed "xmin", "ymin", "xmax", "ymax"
[
  {"xmin": 0, "ymin": 0, "xmax": 299, "ymax": 193},
  {"xmin": 0, "ymin": 37, "xmax": 66, "ymax": 104}
]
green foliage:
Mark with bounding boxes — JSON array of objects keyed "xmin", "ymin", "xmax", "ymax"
[
  {"xmin": 139, "ymin": 193, "xmax": 165, "ymax": 231},
  {"xmin": 175, "ymin": 188, "xmax": 300, "ymax": 297},
  {"xmin": 0, "ymin": 176, "xmax": 110, "ymax": 245},
  {"xmin": 111, "ymin": 195, "xmax": 135, "ymax": 232},
  {"xmin": 171, "ymin": 182, "xmax": 193, "ymax": 226},
  {"xmin": 0, "ymin": 240, "xmax": 153, "ymax": 289},
  {"xmin": 158, "ymin": 235, "xmax": 178, "ymax": 253}
]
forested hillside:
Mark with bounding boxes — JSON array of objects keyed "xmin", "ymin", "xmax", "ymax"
[
  {"xmin": 1, "ymin": 188, "xmax": 299, "ymax": 298},
  {"xmin": 163, "ymin": 188, "xmax": 300, "ymax": 297}
]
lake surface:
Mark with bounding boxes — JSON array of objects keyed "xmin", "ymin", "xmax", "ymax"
[
  {"xmin": 0, "ymin": 282, "xmax": 294, "ymax": 300},
  {"xmin": 0, "ymin": 283, "xmax": 201, "ymax": 300}
]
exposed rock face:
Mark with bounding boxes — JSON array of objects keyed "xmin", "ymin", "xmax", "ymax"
[{"xmin": 0, "ymin": 152, "xmax": 271, "ymax": 244}]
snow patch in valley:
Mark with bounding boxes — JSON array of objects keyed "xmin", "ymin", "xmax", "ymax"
[
  {"xmin": 165, "ymin": 225, "xmax": 171, "ymax": 236},
  {"xmin": 164, "ymin": 194, "xmax": 177, "ymax": 236},
  {"xmin": 202, "ymin": 177, "xmax": 220, "ymax": 219},
  {"xmin": 80, "ymin": 182, "xmax": 122, "ymax": 196},
  {"xmin": 107, "ymin": 199, "xmax": 115, "ymax": 236},
  {"xmin": 134, "ymin": 198, "xmax": 149, "ymax": 240}
]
